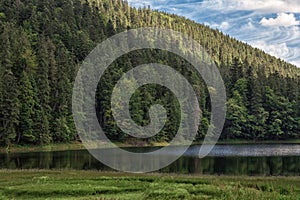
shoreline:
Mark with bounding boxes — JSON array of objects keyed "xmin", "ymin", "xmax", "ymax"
[{"xmin": 1, "ymin": 139, "xmax": 300, "ymax": 154}]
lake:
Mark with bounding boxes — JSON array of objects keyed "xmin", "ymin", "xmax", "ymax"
[{"xmin": 1, "ymin": 144, "xmax": 300, "ymax": 176}]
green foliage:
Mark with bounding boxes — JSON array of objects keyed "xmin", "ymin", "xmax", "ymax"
[
  {"xmin": 0, "ymin": 170, "xmax": 299, "ymax": 199},
  {"xmin": 18, "ymin": 71, "xmax": 36, "ymax": 144},
  {"xmin": 0, "ymin": 0, "xmax": 299, "ymax": 145},
  {"xmin": 0, "ymin": 70, "xmax": 20, "ymax": 146},
  {"xmin": 226, "ymin": 91, "xmax": 248, "ymax": 139}
]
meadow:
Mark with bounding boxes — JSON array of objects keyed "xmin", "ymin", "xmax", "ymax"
[{"xmin": 0, "ymin": 170, "xmax": 299, "ymax": 200}]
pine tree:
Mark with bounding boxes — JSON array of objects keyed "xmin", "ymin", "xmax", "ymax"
[
  {"xmin": 0, "ymin": 0, "xmax": 299, "ymax": 146},
  {"xmin": 18, "ymin": 71, "xmax": 36, "ymax": 144},
  {"xmin": 0, "ymin": 70, "xmax": 20, "ymax": 146},
  {"xmin": 31, "ymin": 77, "xmax": 51, "ymax": 144},
  {"xmin": 225, "ymin": 91, "xmax": 248, "ymax": 139},
  {"xmin": 0, "ymin": 26, "xmax": 20, "ymax": 146},
  {"xmin": 51, "ymin": 44, "xmax": 73, "ymax": 142}
]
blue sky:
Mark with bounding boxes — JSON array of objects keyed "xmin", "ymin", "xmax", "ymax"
[{"xmin": 127, "ymin": 0, "xmax": 300, "ymax": 67}]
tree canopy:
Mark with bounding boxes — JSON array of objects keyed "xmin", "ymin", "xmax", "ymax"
[{"xmin": 0, "ymin": 0, "xmax": 299, "ymax": 146}]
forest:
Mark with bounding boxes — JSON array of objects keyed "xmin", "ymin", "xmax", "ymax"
[{"xmin": 0, "ymin": 0, "xmax": 299, "ymax": 146}]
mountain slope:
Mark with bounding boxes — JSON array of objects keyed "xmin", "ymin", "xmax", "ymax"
[{"xmin": 0, "ymin": 0, "xmax": 299, "ymax": 146}]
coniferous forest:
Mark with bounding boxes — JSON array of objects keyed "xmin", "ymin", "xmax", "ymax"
[{"xmin": 0, "ymin": 0, "xmax": 300, "ymax": 147}]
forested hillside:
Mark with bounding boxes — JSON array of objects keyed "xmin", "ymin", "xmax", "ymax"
[{"xmin": 0, "ymin": 0, "xmax": 299, "ymax": 146}]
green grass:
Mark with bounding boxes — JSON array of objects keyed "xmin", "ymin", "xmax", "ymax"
[
  {"xmin": 0, "ymin": 170, "xmax": 299, "ymax": 199},
  {"xmin": 0, "ymin": 142, "xmax": 86, "ymax": 154}
]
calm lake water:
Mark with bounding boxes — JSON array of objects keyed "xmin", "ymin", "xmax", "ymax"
[{"xmin": 1, "ymin": 144, "xmax": 300, "ymax": 176}]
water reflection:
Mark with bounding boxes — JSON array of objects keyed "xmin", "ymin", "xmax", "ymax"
[{"xmin": 1, "ymin": 145, "xmax": 300, "ymax": 176}]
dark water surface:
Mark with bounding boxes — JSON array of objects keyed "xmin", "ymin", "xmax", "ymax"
[{"xmin": 1, "ymin": 144, "xmax": 300, "ymax": 176}]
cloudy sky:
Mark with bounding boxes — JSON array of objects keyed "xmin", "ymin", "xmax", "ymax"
[{"xmin": 127, "ymin": 0, "xmax": 300, "ymax": 67}]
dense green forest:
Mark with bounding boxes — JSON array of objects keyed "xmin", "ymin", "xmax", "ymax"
[{"xmin": 0, "ymin": 0, "xmax": 299, "ymax": 146}]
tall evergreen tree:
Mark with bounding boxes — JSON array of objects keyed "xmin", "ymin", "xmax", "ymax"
[
  {"xmin": 18, "ymin": 71, "xmax": 36, "ymax": 144},
  {"xmin": 0, "ymin": 0, "xmax": 299, "ymax": 146},
  {"xmin": 0, "ymin": 70, "xmax": 20, "ymax": 146}
]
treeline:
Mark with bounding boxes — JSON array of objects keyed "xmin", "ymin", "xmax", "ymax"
[{"xmin": 0, "ymin": 0, "xmax": 299, "ymax": 146}]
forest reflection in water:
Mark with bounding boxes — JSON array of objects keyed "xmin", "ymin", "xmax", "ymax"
[{"xmin": 1, "ymin": 145, "xmax": 300, "ymax": 176}]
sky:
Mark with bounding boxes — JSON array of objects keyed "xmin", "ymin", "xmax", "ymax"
[{"xmin": 127, "ymin": 0, "xmax": 300, "ymax": 67}]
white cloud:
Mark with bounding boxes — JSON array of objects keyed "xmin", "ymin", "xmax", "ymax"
[
  {"xmin": 260, "ymin": 13, "xmax": 300, "ymax": 27},
  {"xmin": 291, "ymin": 60, "xmax": 300, "ymax": 67},
  {"xmin": 201, "ymin": 0, "xmax": 300, "ymax": 13},
  {"xmin": 242, "ymin": 21, "xmax": 255, "ymax": 30},
  {"xmin": 251, "ymin": 41, "xmax": 290, "ymax": 58},
  {"xmin": 220, "ymin": 22, "xmax": 230, "ymax": 30},
  {"xmin": 250, "ymin": 40, "xmax": 300, "ymax": 67},
  {"xmin": 127, "ymin": 0, "xmax": 300, "ymax": 67},
  {"xmin": 239, "ymin": 24, "xmax": 300, "ymax": 67},
  {"xmin": 210, "ymin": 21, "xmax": 230, "ymax": 30}
]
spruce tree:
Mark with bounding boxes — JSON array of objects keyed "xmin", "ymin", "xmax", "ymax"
[{"xmin": 18, "ymin": 71, "xmax": 36, "ymax": 144}]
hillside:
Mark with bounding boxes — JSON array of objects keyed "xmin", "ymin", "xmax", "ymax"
[{"xmin": 0, "ymin": 0, "xmax": 299, "ymax": 146}]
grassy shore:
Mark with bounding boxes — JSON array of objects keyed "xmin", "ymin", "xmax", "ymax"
[
  {"xmin": 0, "ymin": 140, "xmax": 300, "ymax": 153},
  {"xmin": 0, "ymin": 170, "xmax": 299, "ymax": 199},
  {"xmin": 0, "ymin": 142, "xmax": 86, "ymax": 154},
  {"xmin": 0, "ymin": 142, "xmax": 167, "ymax": 153},
  {"xmin": 2, "ymin": 140, "xmax": 300, "ymax": 154}
]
